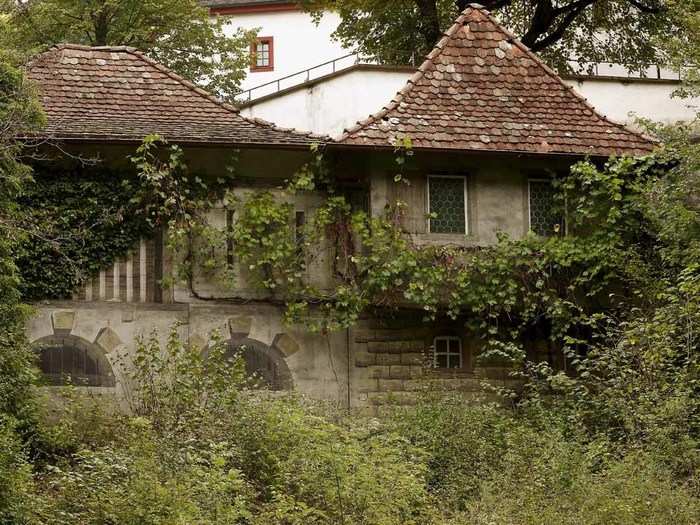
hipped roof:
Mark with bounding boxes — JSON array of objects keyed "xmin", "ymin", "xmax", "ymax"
[
  {"xmin": 26, "ymin": 44, "xmax": 324, "ymax": 147},
  {"xmin": 340, "ymin": 4, "xmax": 655, "ymax": 157}
]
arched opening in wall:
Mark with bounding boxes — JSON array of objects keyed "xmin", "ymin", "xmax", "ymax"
[
  {"xmin": 227, "ymin": 338, "xmax": 293, "ymax": 391},
  {"xmin": 33, "ymin": 335, "xmax": 116, "ymax": 387}
]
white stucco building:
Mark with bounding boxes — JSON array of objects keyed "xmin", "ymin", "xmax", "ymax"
[
  {"xmin": 206, "ymin": 1, "xmax": 699, "ymax": 138},
  {"xmin": 238, "ymin": 65, "xmax": 700, "ymax": 138},
  {"xmin": 204, "ymin": 0, "xmax": 349, "ymax": 92}
]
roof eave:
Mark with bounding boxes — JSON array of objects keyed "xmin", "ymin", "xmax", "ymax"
[
  {"xmin": 327, "ymin": 141, "xmax": 654, "ymax": 160},
  {"xmin": 21, "ymin": 134, "xmax": 326, "ymax": 150}
]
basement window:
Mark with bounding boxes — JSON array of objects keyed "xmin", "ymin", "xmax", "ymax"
[
  {"xmin": 528, "ymin": 179, "xmax": 563, "ymax": 237},
  {"xmin": 433, "ymin": 336, "xmax": 462, "ymax": 369},
  {"xmin": 251, "ymin": 37, "xmax": 274, "ymax": 72},
  {"xmin": 35, "ymin": 337, "xmax": 116, "ymax": 387},
  {"xmin": 428, "ymin": 175, "xmax": 468, "ymax": 234}
]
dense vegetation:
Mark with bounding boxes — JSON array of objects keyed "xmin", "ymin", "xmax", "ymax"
[
  {"xmin": 1, "ymin": 8, "xmax": 700, "ymax": 523},
  {"xmin": 3, "ymin": 112, "xmax": 700, "ymax": 525},
  {"xmin": 301, "ymin": 0, "xmax": 690, "ymax": 75}
]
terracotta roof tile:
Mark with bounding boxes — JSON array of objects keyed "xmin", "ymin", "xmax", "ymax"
[
  {"xmin": 26, "ymin": 44, "xmax": 325, "ymax": 147},
  {"xmin": 340, "ymin": 4, "xmax": 655, "ymax": 157}
]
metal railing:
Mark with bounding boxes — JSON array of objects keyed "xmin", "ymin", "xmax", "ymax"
[
  {"xmin": 566, "ymin": 60, "xmax": 683, "ymax": 81},
  {"xmin": 236, "ymin": 52, "xmax": 369, "ymax": 103},
  {"xmin": 236, "ymin": 52, "xmax": 684, "ymax": 104}
]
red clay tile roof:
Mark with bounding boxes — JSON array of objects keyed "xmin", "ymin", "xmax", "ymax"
[
  {"xmin": 340, "ymin": 4, "xmax": 655, "ymax": 157},
  {"xmin": 26, "ymin": 44, "xmax": 324, "ymax": 147}
]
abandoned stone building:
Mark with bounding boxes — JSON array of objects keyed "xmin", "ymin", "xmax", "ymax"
[{"xmin": 26, "ymin": 5, "xmax": 654, "ymax": 408}]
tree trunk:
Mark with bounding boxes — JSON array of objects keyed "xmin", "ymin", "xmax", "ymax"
[
  {"xmin": 94, "ymin": 12, "xmax": 109, "ymax": 46},
  {"xmin": 414, "ymin": 0, "xmax": 443, "ymax": 49}
]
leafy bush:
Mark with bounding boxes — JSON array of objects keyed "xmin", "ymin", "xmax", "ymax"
[
  {"xmin": 29, "ymin": 329, "xmax": 433, "ymax": 525},
  {"xmin": 0, "ymin": 416, "xmax": 33, "ymax": 523}
]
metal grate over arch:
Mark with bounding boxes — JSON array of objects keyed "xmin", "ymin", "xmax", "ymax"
[{"xmin": 33, "ymin": 335, "xmax": 116, "ymax": 387}]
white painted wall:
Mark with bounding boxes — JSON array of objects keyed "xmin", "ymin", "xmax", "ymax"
[
  {"xmin": 220, "ymin": 10, "xmax": 348, "ymax": 92},
  {"xmin": 242, "ymin": 67, "xmax": 700, "ymax": 139},
  {"xmin": 563, "ymin": 77, "xmax": 700, "ymax": 128},
  {"xmin": 241, "ymin": 67, "xmax": 412, "ymax": 137}
]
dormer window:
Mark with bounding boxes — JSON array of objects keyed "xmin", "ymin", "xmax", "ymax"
[{"xmin": 251, "ymin": 36, "xmax": 274, "ymax": 72}]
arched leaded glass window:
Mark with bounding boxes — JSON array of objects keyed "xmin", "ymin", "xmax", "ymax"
[
  {"xmin": 33, "ymin": 336, "xmax": 116, "ymax": 387},
  {"xmin": 227, "ymin": 338, "xmax": 292, "ymax": 391}
]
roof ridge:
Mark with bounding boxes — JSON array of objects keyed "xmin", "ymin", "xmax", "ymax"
[
  {"xmin": 341, "ymin": 4, "xmax": 655, "ymax": 149},
  {"xmin": 120, "ymin": 47, "xmax": 328, "ymax": 140},
  {"xmin": 54, "ymin": 43, "xmax": 137, "ymax": 52},
  {"xmin": 115, "ymin": 46, "xmax": 244, "ymax": 116}
]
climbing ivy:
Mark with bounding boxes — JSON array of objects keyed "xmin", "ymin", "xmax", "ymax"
[
  {"xmin": 13, "ymin": 165, "xmax": 151, "ymax": 300},
  {"xmin": 13, "ymin": 134, "xmax": 233, "ymax": 301},
  {"xmin": 23, "ymin": 130, "xmax": 680, "ymax": 380},
  {"xmin": 221, "ymin": 140, "xmax": 682, "ymax": 375}
]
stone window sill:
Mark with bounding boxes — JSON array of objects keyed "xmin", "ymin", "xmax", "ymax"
[{"xmin": 410, "ymin": 233, "xmax": 482, "ymax": 248}]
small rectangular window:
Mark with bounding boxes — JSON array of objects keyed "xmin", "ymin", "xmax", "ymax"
[
  {"xmin": 528, "ymin": 179, "xmax": 563, "ymax": 237},
  {"xmin": 295, "ymin": 211, "xmax": 305, "ymax": 259},
  {"xmin": 226, "ymin": 209, "xmax": 235, "ymax": 269},
  {"xmin": 251, "ymin": 37, "xmax": 274, "ymax": 72},
  {"xmin": 428, "ymin": 175, "xmax": 467, "ymax": 234},
  {"xmin": 433, "ymin": 336, "xmax": 462, "ymax": 369}
]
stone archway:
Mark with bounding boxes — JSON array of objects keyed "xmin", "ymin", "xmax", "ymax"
[
  {"xmin": 32, "ymin": 335, "xmax": 116, "ymax": 387},
  {"xmin": 227, "ymin": 337, "xmax": 293, "ymax": 391}
]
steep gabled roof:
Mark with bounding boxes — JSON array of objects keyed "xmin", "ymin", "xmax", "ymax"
[
  {"xmin": 26, "ymin": 44, "xmax": 324, "ymax": 147},
  {"xmin": 340, "ymin": 4, "xmax": 654, "ymax": 157}
]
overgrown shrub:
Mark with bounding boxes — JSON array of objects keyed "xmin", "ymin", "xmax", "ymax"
[
  {"xmin": 29, "ymin": 329, "xmax": 433, "ymax": 525},
  {"xmin": 0, "ymin": 416, "xmax": 33, "ymax": 523}
]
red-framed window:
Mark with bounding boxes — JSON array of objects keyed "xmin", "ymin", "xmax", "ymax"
[{"xmin": 251, "ymin": 36, "xmax": 274, "ymax": 72}]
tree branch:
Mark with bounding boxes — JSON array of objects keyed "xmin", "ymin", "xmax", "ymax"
[
  {"xmin": 414, "ymin": 0, "xmax": 443, "ymax": 48},
  {"xmin": 624, "ymin": 0, "xmax": 663, "ymax": 14},
  {"xmin": 530, "ymin": 0, "xmax": 596, "ymax": 51},
  {"xmin": 476, "ymin": 0, "xmax": 514, "ymax": 10}
]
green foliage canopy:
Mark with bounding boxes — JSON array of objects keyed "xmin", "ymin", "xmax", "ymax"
[
  {"xmin": 302, "ymin": 0, "xmax": 678, "ymax": 74},
  {"xmin": 1, "ymin": 0, "xmax": 256, "ymax": 98}
]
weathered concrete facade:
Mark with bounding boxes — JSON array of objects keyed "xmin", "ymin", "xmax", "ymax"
[
  {"xmin": 24, "ymin": 8, "xmax": 654, "ymax": 410},
  {"xmin": 27, "ymin": 148, "xmax": 571, "ymax": 409},
  {"xmin": 30, "ymin": 301, "xmax": 350, "ymax": 403}
]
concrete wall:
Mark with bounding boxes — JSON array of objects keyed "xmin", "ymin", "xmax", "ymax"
[
  {"xmin": 350, "ymin": 149, "xmax": 572, "ymax": 247},
  {"xmin": 243, "ymin": 67, "xmax": 700, "ymax": 138},
  {"xmin": 220, "ymin": 9, "xmax": 348, "ymax": 92},
  {"xmin": 563, "ymin": 77, "xmax": 700, "ymax": 128},
  {"xmin": 29, "ymin": 302, "xmax": 350, "ymax": 405},
  {"xmin": 240, "ymin": 67, "xmax": 412, "ymax": 135},
  {"xmin": 27, "ymin": 144, "xmax": 570, "ymax": 409}
]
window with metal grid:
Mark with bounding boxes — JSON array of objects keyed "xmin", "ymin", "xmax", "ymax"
[
  {"xmin": 37, "ymin": 340, "xmax": 115, "ymax": 387},
  {"xmin": 528, "ymin": 179, "xmax": 563, "ymax": 237},
  {"xmin": 428, "ymin": 176, "xmax": 467, "ymax": 234}
]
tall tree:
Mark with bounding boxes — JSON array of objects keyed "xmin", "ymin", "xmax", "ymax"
[
  {"xmin": 1, "ymin": 0, "xmax": 256, "ymax": 99},
  {"xmin": 0, "ymin": 48, "xmax": 43, "ymax": 421},
  {"xmin": 302, "ymin": 0, "xmax": 675, "ymax": 73},
  {"xmin": 663, "ymin": 1, "xmax": 700, "ymax": 97}
]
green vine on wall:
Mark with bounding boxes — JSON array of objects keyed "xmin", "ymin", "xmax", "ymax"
[
  {"xmin": 217, "ymin": 139, "xmax": 685, "ymax": 374},
  {"xmin": 13, "ymin": 134, "xmax": 234, "ymax": 301},
  {"xmin": 23, "ymin": 129, "xmax": 688, "ymax": 382},
  {"xmin": 13, "ymin": 165, "xmax": 151, "ymax": 300}
]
